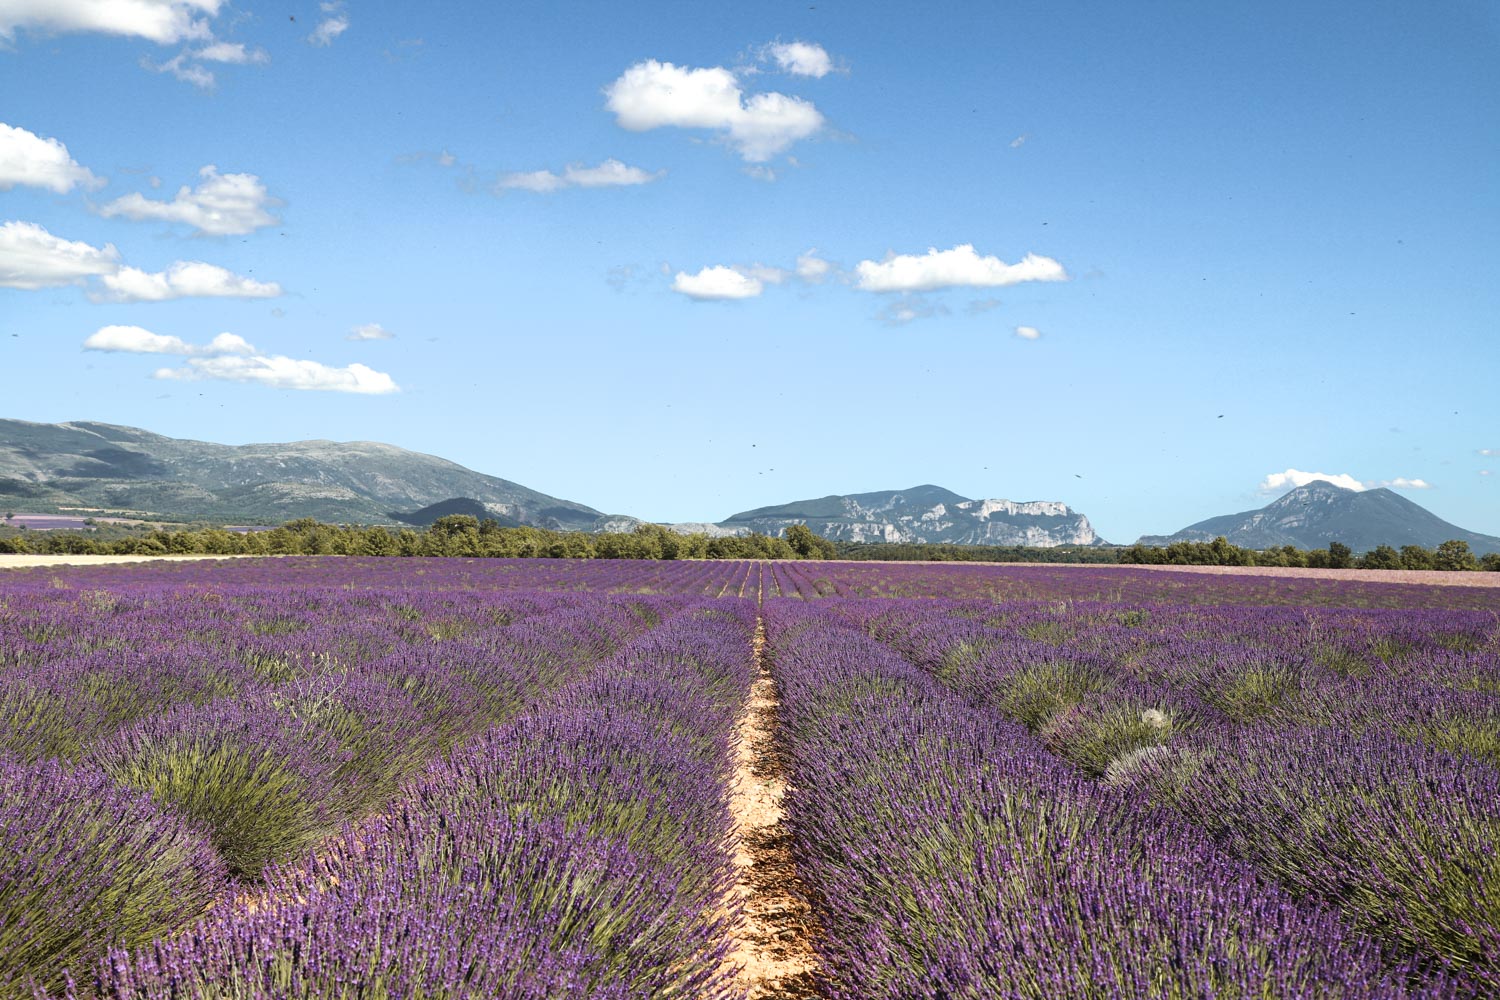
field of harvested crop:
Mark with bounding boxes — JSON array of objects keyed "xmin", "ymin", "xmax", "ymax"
[{"xmin": 2, "ymin": 557, "xmax": 1497, "ymax": 998}]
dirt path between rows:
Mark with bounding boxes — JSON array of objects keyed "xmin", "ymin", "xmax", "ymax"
[{"xmin": 721, "ymin": 616, "xmax": 821, "ymax": 999}]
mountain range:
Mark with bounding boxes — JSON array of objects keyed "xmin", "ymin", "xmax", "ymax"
[
  {"xmin": 3, "ymin": 419, "xmax": 1496, "ymax": 553},
  {"xmin": 0, "ymin": 420, "xmax": 1104, "ymax": 546},
  {"xmin": 1139, "ymin": 480, "xmax": 1500, "ymax": 555},
  {"xmin": 0, "ymin": 419, "xmax": 605, "ymax": 530}
]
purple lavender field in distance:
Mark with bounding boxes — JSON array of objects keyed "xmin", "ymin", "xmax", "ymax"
[{"xmin": 1, "ymin": 557, "xmax": 1496, "ymax": 997}]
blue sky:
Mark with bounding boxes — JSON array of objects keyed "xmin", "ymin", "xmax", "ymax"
[{"xmin": 2, "ymin": 0, "xmax": 1497, "ymax": 541}]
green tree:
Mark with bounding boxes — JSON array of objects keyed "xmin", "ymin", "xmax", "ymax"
[
  {"xmin": 1327, "ymin": 541, "xmax": 1353, "ymax": 569},
  {"xmin": 1480, "ymin": 553, "xmax": 1500, "ymax": 572},
  {"xmin": 1434, "ymin": 539, "xmax": 1480, "ymax": 572},
  {"xmin": 1400, "ymin": 544, "xmax": 1437, "ymax": 570},
  {"xmin": 1359, "ymin": 544, "xmax": 1401, "ymax": 570}
]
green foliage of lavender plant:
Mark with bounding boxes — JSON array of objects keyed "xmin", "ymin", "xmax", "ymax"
[
  {"xmin": 0, "ymin": 758, "xmax": 227, "ymax": 995},
  {"xmin": 1040, "ymin": 703, "xmax": 1180, "ymax": 776},
  {"xmin": 1139, "ymin": 728, "xmax": 1500, "ymax": 988},
  {"xmin": 1203, "ymin": 662, "xmax": 1303, "ymax": 722},
  {"xmin": 991, "ymin": 660, "xmax": 1105, "ymax": 728}
]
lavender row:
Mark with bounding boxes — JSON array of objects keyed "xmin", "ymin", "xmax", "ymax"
[
  {"xmin": 9, "ymin": 557, "xmax": 1498, "ymax": 610},
  {"xmin": 773, "ymin": 560, "xmax": 1500, "ymax": 611},
  {"xmin": 842, "ymin": 598, "xmax": 1500, "ymax": 988},
  {"xmin": 64, "ymin": 599, "xmax": 757, "ymax": 999},
  {"xmin": 0, "ymin": 558, "xmax": 768, "ymax": 600},
  {"xmin": 763, "ymin": 601, "xmax": 1457, "ymax": 997},
  {"xmin": 1, "ymin": 593, "xmax": 679, "ymax": 995},
  {"xmin": 837, "ymin": 598, "xmax": 1499, "ymax": 769}
]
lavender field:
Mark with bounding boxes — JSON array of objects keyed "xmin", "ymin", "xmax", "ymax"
[{"xmin": 1, "ymin": 558, "xmax": 1497, "ymax": 998}]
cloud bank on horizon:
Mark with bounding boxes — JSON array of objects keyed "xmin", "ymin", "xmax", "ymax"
[{"xmin": 1259, "ymin": 469, "xmax": 1433, "ymax": 494}]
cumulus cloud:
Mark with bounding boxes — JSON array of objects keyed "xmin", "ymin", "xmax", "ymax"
[
  {"xmin": 347, "ymin": 322, "xmax": 394, "ymax": 341},
  {"xmin": 91, "ymin": 260, "xmax": 281, "ymax": 302},
  {"xmin": 0, "ymin": 122, "xmax": 104, "ymax": 193},
  {"xmin": 0, "ymin": 0, "xmax": 221, "ymax": 45},
  {"xmin": 98, "ymin": 165, "xmax": 278, "ymax": 235},
  {"xmin": 1370, "ymin": 477, "xmax": 1432, "ymax": 490},
  {"xmin": 605, "ymin": 59, "xmax": 824, "ymax": 162},
  {"xmin": 494, "ymin": 158, "xmax": 663, "ymax": 193},
  {"xmin": 84, "ymin": 325, "xmax": 253, "ymax": 355},
  {"xmin": 671, "ymin": 265, "xmax": 763, "ymax": 300},
  {"xmin": 855, "ymin": 244, "xmax": 1068, "ymax": 293},
  {"xmin": 1015, "ymin": 325, "xmax": 1041, "ymax": 340},
  {"xmin": 0, "ymin": 220, "xmax": 119, "ymax": 288},
  {"xmin": 155, "ymin": 355, "xmax": 398, "ymax": 393},
  {"xmin": 766, "ymin": 40, "xmax": 833, "ymax": 77},
  {"xmin": 84, "ymin": 323, "xmax": 399, "ymax": 393},
  {"xmin": 308, "ymin": 1, "xmax": 348, "ymax": 46}
]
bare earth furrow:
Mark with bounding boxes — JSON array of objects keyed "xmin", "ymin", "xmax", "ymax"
[{"xmin": 722, "ymin": 616, "xmax": 821, "ymax": 999}]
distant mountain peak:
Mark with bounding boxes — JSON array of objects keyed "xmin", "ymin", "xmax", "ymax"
[{"xmin": 1142, "ymin": 482, "xmax": 1500, "ymax": 555}]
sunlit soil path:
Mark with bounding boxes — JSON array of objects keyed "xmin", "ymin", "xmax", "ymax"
[
  {"xmin": 722, "ymin": 615, "xmax": 821, "ymax": 999},
  {"xmin": 0, "ymin": 553, "xmax": 274, "ymax": 569}
]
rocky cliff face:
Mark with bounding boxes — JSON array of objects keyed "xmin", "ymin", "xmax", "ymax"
[{"xmin": 719, "ymin": 485, "xmax": 1104, "ymax": 546}]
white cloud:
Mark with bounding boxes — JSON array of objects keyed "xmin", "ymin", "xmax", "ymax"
[
  {"xmin": 347, "ymin": 322, "xmax": 394, "ymax": 341},
  {"xmin": 605, "ymin": 59, "xmax": 824, "ymax": 162},
  {"xmin": 0, "ymin": 0, "xmax": 221, "ymax": 45},
  {"xmin": 1009, "ymin": 134, "xmax": 1029, "ymax": 149},
  {"xmin": 308, "ymin": 1, "xmax": 347, "ymax": 46},
  {"xmin": 85, "ymin": 323, "xmax": 399, "ymax": 393},
  {"xmin": 98, "ymin": 165, "xmax": 278, "ymax": 235},
  {"xmin": 1260, "ymin": 469, "xmax": 1436, "ymax": 493},
  {"xmin": 84, "ymin": 325, "xmax": 252, "ymax": 355},
  {"xmin": 495, "ymin": 158, "xmax": 663, "ymax": 193},
  {"xmin": 1260, "ymin": 469, "xmax": 1367, "ymax": 493},
  {"xmin": 143, "ymin": 52, "xmax": 216, "ymax": 87},
  {"xmin": 143, "ymin": 41, "xmax": 268, "ymax": 88},
  {"xmin": 92, "ymin": 260, "xmax": 281, "ymax": 302},
  {"xmin": 671, "ymin": 265, "xmax": 763, "ymax": 300},
  {"xmin": 155, "ymin": 355, "xmax": 398, "ymax": 394},
  {"xmin": 195, "ymin": 40, "xmax": 266, "ymax": 64},
  {"xmin": 767, "ymin": 40, "xmax": 833, "ymax": 78},
  {"xmin": 0, "ymin": 122, "xmax": 103, "ymax": 193},
  {"xmin": 855, "ymin": 244, "xmax": 1069, "ymax": 293},
  {"xmin": 1015, "ymin": 325, "xmax": 1041, "ymax": 340},
  {"xmin": 0, "ymin": 220, "xmax": 118, "ymax": 288},
  {"xmin": 796, "ymin": 249, "xmax": 831, "ymax": 282},
  {"xmin": 1481, "ymin": 449, "xmax": 1500, "ymax": 458}
]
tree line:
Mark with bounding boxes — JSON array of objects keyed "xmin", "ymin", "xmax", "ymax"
[
  {"xmin": 1117, "ymin": 537, "xmax": 1500, "ymax": 572},
  {"xmin": 2, "ymin": 516, "xmax": 1495, "ymax": 570},
  {"xmin": 0, "ymin": 516, "xmax": 838, "ymax": 561}
]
